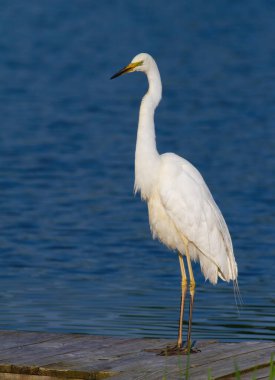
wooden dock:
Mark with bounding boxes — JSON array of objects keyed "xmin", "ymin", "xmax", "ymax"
[{"xmin": 0, "ymin": 331, "xmax": 274, "ymax": 379}]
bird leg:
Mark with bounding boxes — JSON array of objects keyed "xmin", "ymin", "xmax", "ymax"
[
  {"xmin": 185, "ymin": 242, "xmax": 200, "ymax": 353},
  {"xmin": 177, "ymin": 254, "xmax": 187, "ymax": 349},
  {"xmin": 157, "ymin": 253, "xmax": 188, "ymax": 356},
  {"xmin": 157, "ymin": 248, "xmax": 200, "ymax": 356}
]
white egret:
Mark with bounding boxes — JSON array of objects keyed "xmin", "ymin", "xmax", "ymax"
[{"xmin": 111, "ymin": 53, "xmax": 238, "ymax": 354}]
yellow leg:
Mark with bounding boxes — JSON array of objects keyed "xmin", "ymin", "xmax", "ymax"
[
  {"xmin": 159, "ymin": 243, "xmax": 199, "ymax": 357},
  {"xmin": 184, "ymin": 241, "xmax": 196, "ymax": 352},
  {"xmin": 177, "ymin": 254, "xmax": 187, "ymax": 348}
]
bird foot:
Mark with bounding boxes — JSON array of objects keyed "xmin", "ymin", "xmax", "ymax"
[{"xmin": 157, "ymin": 343, "xmax": 201, "ymax": 356}]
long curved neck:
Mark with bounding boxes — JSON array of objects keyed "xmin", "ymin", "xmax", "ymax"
[{"xmin": 134, "ymin": 62, "xmax": 162, "ymax": 200}]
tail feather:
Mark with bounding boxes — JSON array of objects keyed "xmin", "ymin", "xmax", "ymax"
[{"xmin": 190, "ymin": 242, "xmax": 241, "ymax": 307}]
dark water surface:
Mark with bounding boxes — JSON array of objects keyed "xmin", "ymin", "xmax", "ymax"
[{"xmin": 0, "ymin": 1, "xmax": 274, "ymax": 342}]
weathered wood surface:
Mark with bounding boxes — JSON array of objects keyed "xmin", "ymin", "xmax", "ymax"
[
  {"xmin": 0, "ymin": 331, "xmax": 274, "ymax": 379},
  {"xmin": 0, "ymin": 375, "xmax": 71, "ymax": 380}
]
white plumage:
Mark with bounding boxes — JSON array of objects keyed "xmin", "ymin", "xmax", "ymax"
[
  {"xmin": 111, "ymin": 53, "xmax": 238, "ymax": 353},
  {"xmin": 147, "ymin": 152, "xmax": 237, "ymax": 285}
]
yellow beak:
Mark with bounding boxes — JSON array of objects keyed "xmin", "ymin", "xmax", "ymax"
[{"xmin": 110, "ymin": 61, "xmax": 143, "ymax": 79}]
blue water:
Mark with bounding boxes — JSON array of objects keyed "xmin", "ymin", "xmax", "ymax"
[{"xmin": 0, "ymin": 0, "xmax": 274, "ymax": 342}]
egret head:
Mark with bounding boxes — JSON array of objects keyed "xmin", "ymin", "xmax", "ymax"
[{"xmin": 110, "ymin": 53, "xmax": 153, "ymax": 79}]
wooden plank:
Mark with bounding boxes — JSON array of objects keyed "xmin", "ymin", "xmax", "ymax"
[
  {"xmin": 187, "ymin": 341, "xmax": 275, "ymax": 377},
  {"xmin": 109, "ymin": 341, "xmax": 275, "ymax": 380},
  {"xmin": 0, "ymin": 331, "xmax": 66, "ymax": 351},
  {"xmin": 80, "ymin": 341, "xmax": 275, "ymax": 380},
  {"xmin": 237, "ymin": 365, "xmax": 271, "ymax": 380},
  {"xmin": 196, "ymin": 348, "xmax": 274, "ymax": 379},
  {"xmin": 0, "ymin": 334, "xmax": 109, "ymax": 362},
  {"xmin": 0, "ymin": 375, "xmax": 83, "ymax": 380},
  {"xmin": 0, "ymin": 331, "xmax": 274, "ymax": 380}
]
